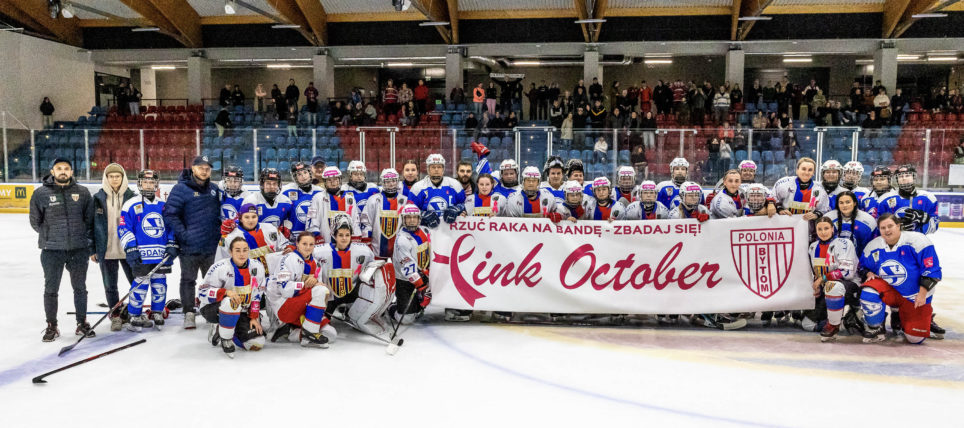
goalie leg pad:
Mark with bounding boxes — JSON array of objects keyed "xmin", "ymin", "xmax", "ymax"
[{"xmin": 348, "ymin": 262, "xmax": 394, "ymax": 337}]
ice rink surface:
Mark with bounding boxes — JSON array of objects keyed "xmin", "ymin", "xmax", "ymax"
[{"xmin": 1, "ymin": 213, "xmax": 962, "ymax": 427}]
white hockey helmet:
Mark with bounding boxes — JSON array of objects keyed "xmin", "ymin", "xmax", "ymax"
[
  {"xmin": 637, "ymin": 180, "xmax": 657, "ymax": 202},
  {"xmin": 348, "ymin": 160, "xmax": 366, "ymax": 174},
  {"xmin": 680, "ymin": 181, "xmax": 702, "ymax": 208},
  {"xmin": 399, "ymin": 203, "xmax": 421, "ymax": 230},
  {"xmin": 843, "ymin": 160, "xmax": 864, "ymax": 176},
  {"xmin": 738, "ymin": 160, "xmax": 757, "ymax": 171},
  {"xmin": 563, "ymin": 180, "xmax": 583, "ymax": 195},
  {"xmin": 521, "ymin": 166, "xmax": 541, "ymax": 180},
  {"xmin": 426, "ymin": 153, "xmax": 445, "ymax": 166},
  {"xmin": 822, "ymin": 159, "xmax": 843, "ymax": 172},
  {"xmin": 745, "ymin": 183, "xmax": 768, "ymax": 211},
  {"xmin": 322, "ymin": 166, "xmax": 341, "ymax": 179},
  {"xmin": 499, "ymin": 158, "xmax": 519, "ymax": 173},
  {"xmin": 617, "ymin": 166, "xmax": 635, "ymax": 187},
  {"xmin": 670, "ymin": 157, "xmax": 690, "ymax": 169},
  {"xmin": 592, "ymin": 176, "xmax": 611, "ymax": 189},
  {"xmin": 380, "ymin": 168, "xmax": 399, "ymax": 191}
]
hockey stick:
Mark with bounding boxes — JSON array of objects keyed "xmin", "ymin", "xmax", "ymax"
[
  {"xmin": 58, "ymin": 256, "xmax": 170, "ymax": 357},
  {"xmin": 35, "ymin": 339, "xmax": 146, "ymax": 384}
]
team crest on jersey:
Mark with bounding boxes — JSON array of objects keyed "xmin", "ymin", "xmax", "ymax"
[
  {"xmin": 428, "ymin": 196, "xmax": 449, "ymax": 212},
  {"xmin": 879, "ymin": 260, "xmax": 907, "ymax": 286},
  {"xmin": 888, "ymin": 198, "xmax": 896, "ymax": 207},
  {"xmin": 295, "ymin": 200, "xmax": 311, "ymax": 224},
  {"xmin": 134, "ymin": 204, "xmax": 143, "ymax": 214},
  {"xmin": 730, "ymin": 228, "xmax": 795, "ymax": 299},
  {"xmin": 288, "ymin": 191, "xmax": 299, "ymax": 200},
  {"xmin": 380, "ymin": 211, "xmax": 399, "ymax": 238},
  {"xmin": 222, "ymin": 203, "xmax": 237, "ymax": 220},
  {"xmin": 263, "ymin": 215, "xmax": 280, "ymax": 226},
  {"xmin": 141, "ymin": 212, "xmax": 165, "ymax": 238}
]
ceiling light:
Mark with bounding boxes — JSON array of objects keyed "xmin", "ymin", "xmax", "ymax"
[
  {"xmin": 151, "ymin": 65, "xmax": 176, "ymax": 70},
  {"xmin": 644, "ymin": 59, "xmax": 673, "ymax": 65},
  {"xmin": 927, "ymin": 56, "xmax": 959, "ymax": 62},
  {"xmin": 574, "ymin": 19, "xmax": 606, "ymax": 24},
  {"xmin": 61, "ymin": 2, "xmax": 75, "ymax": 19},
  {"xmin": 897, "ymin": 54, "xmax": 921, "ymax": 60},
  {"xmin": 912, "ymin": 13, "xmax": 947, "ymax": 19},
  {"xmin": 272, "ymin": 24, "xmax": 301, "ymax": 29},
  {"xmin": 513, "ymin": 61, "xmax": 541, "ymax": 66},
  {"xmin": 224, "ymin": 0, "xmax": 237, "ymax": 15},
  {"xmin": 738, "ymin": 16, "xmax": 771, "ymax": 21},
  {"xmin": 267, "ymin": 64, "xmax": 292, "ymax": 69},
  {"xmin": 387, "ymin": 62, "xmax": 413, "ymax": 67},
  {"xmin": 783, "ymin": 58, "xmax": 812, "ymax": 63},
  {"xmin": 131, "ymin": 27, "xmax": 161, "ymax": 32},
  {"xmin": 419, "ymin": 21, "xmax": 449, "ymax": 26}
]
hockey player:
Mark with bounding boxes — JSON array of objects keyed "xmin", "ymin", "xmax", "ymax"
[
  {"xmin": 737, "ymin": 160, "xmax": 758, "ymax": 193},
  {"xmin": 540, "ymin": 156, "xmax": 567, "ymax": 202},
  {"xmin": 878, "ymin": 164, "xmax": 939, "ymax": 235},
  {"xmin": 824, "ymin": 191, "xmax": 877, "ymax": 256},
  {"xmin": 219, "ymin": 204, "xmax": 288, "ymax": 276},
  {"xmin": 281, "ymin": 162, "xmax": 321, "ymax": 236},
  {"xmin": 560, "ymin": 180, "xmax": 586, "ymax": 222},
  {"xmin": 581, "ymin": 177, "xmax": 624, "ymax": 221},
  {"xmin": 657, "ymin": 157, "xmax": 690, "ymax": 208},
  {"xmin": 241, "ymin": 168, "xmax": 292, "ymax": 229},
  {"xmin": 773, "ymin": 157, "xmax": 829, "ymax": 219},
  {"xmin": 465, "ymin": 173, "xmax": 510, "ymax": 217},
  {"xmin": 342, "ymin": 161, "xmax": 379, "ymax": 211},
  {"xmin": 265, "ymin": 232, "xmax": 331, "ymax": 348},
  {"xmin": 819, "ymin": 160, "xmax": 845, "ymax": 209},
  {"xmin": 219, "ymin": 165, "xmax": 249, "ymax": 221},
  {"xmin": 361, "ymin": 168, "xmax": 409, "ymax": 259},
  {"xmin": 312, "ymin": 215, "xmax": 376, "ymax": 343},
  {"xmin": 618, "ymin": 180, "xmax": 669, "ymax": 220},
  {"xmin": 307, "ymin": 166, "xmax": 360, "ymax": 244},
  {"xmin": 410, "ymin": 154, "xmax": 465, "ymax": 227},
  {"xmin": 808, "ymin": 217, "xmax": 862, "ymax": 341},
  {"xmin": 566, "ymin": 159, "xmax": 589, "ymax": 195},
  {"xmin": 392, "ymin": 204, "xmax": 432, "ymax": 324},
  {"xmin": 118, "ymin": 169, "xmax": 177, "ymax": 331},
  {"xmin": 859, "ymin": 213, "xmax": 942, "ymax": 344},
  {"xmin": 841, "ymin": 161, "xmax": 870, "ymax": 201},
  {"xmin": 668, "ymin": 182, "xmax": 710, "ymax": 221},
  {"xmin": 614, "ymin": 166, "xmax": 637, "ymax": 203},
  {"xmin": 709, "ymin": 169, "xmax": 745, "ymax": 219},
  {"xmin": 198, "ymin": 237, "xmax": 267, "ymax": 358},
  {"xmin": 501, "ymin": 166, "xmax": 566, "ymax": 220},
  {"xmin": 743, "ymin": 183, "xmax": 777, "ymax": 216},
  {"xmin": 861, "ymin": 166, "xmax": 896, "ymax": 218},
  {"xmin": 400, "ymin": 159, "xmax": 420, "ymax": 198}
]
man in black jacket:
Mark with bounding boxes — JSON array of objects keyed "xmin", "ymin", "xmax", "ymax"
[
  {"xmin": 285, "ymin": 79, "xmax": 300, "ymax": 112},
  {"xmin": 30, "ymin": 159, "xmax": 96, "ymax": 342},
  {"xmin": 162, "ymin": 156, "xmax": 222, "ymax": 329}
]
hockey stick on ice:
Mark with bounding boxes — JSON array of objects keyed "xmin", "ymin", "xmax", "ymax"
[
  {"xmin": 35, "ymin": 339, "xmax": 146, "ymax": 384},
  {"xmin": 58, "ymin": 256, "xmax": 170, "ymax": 357}
]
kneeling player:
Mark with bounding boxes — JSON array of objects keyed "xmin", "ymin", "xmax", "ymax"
[
  {"xmin": 219, "ymin": 203, "xmax": 289, "ymax": 273},
  {"xmin": 119, "ymin": 170, "xmax": 178, "ymax": 331},
  {"xmin": 859, "ymin": 214, "xmax": 941, "ymax": 344},
  {"xmin": 392, "ymin": 204, "xmax": 432, "ymax": 324},
  {"xmin": 582, "ymin": 177, "xmax": 624, "ymax": 221},
  {"xmin": 313, "ymin": 215, "xmax": 376, "ymax": 342},
  {"xmin": 808, "ymin": 217, "xmax": 862, "ymax": 341},
  {"xmin": 198, "ymin": 237, "xmax": 267, "ymax": 358},
  {"xmin": 266, "ymin": 232, "xmax": 330, "ymax": 347}
]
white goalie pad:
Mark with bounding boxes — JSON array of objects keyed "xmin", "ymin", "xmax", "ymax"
[{"xmin": 348, "ymin": 261, "xmax": 396, "ymax": 338}]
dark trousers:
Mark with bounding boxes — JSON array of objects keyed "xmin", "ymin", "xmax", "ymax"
[
  {"xmin": 179, "ymin": 253, "xmax": 215, "ymax": 313},
  {"xmin": 395, "ymin": 274, "xmax": 428, "ymax": 314},
  {"xmin": 99, "ymin": 258, "xmax": 133, "ymax": 310},
  {"xmin": 42, "ymin": 249, "xmax": 89, "ymax": 324},
  {"xmin": 537, "ymin": 101, "xmax": 549, "ymax": 120}
]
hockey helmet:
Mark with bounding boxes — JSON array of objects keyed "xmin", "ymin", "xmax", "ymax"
[{"xmin": 426, "ymin": 153, "xmax": 446, "ymax": 166}]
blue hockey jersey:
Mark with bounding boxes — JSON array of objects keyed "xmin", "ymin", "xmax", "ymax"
[
  {"xmin": 282, "ymin": 183, "xmax": 320, "ymax": 233},
  {"xmin": 410, "ymin": 176, "xmax": 465, "ymax": 212},
  {"xmin": 824, "ymin": 210, "xmax": 879, "ymax": 256},
  {"xmin": 118, "ymin": 196, "xmax": 174, "ymax": 264},
  {"xmin": 877, "ymin": 190, "xmax": 939, "ymax": 234},
  {"xmin": 242, "ymin": 192, "xmax": 292, "ymax": 228},
  {"xmin": 860, "ymin": 232, "xmax": 941, "ymax": 300}
]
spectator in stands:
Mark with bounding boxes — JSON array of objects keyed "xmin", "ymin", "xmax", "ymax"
[
  {"xmin": 537, "ymin": 80, "xmax": 550, "ymax": 120},
  {"xmin": 671, "ymin": 78, "xmax": 687, "ymax": 113},
  {"xmin": 872, "ymin": 80, "xmax": 885, "ymax": 96},
  {"xmin": 574, "ymin": 79, "xmax": 586, "ymax": 98},
  {"xmin": 653, "ymin": 80, "xmax": 671, "ymax": 115},
  {"xmin": 219, "ymin": 84, "xmax": 232, "ymax": 108},
  {"xmin": 450, "ymin": 86, "xmax": 466, "ymax": 106},
  {"xmin": 589, "ymin": 99, "xmax": 608, "ymax": 130},
  {"xmin": 489, "ymin": 111, "xmax": 506, "ymax": 137},
  {"xmin": 465, "ymin": 112, "xmax": 478, "ymax": 131},
  {"xmin": 849, "ymin": 82, "xmax": 864, "ymax": 114},
  {"xmin": 677, "ymin": 95, "xmax": 690, "ymax": 125},
  {"xmin": 287, "ymin": 106, "xmax": 298, "ymax": 137},
  {"xmin": 776, "ymin": 83, "xmax": 791, "ymax": 116},
  {"xmin": 732, "ymin": 123, "xmax": 747, "ymax": 152},
  {"xmin": 589, "ymin": 77, "xmax": 603, "ymax": 102},
  {"xmin": 351, "ymin": 102, "xmax": 366, "ymax": 126},
  {"xmin": 364, "ymin": 102, "xmax": 377, "ymax": 125},
  {"xmin": 639, "ymin": 81, "xmax": 653, "ymax": 112},
  {"xmin": 351, "ymin": 88, "xmax": 363, "ymax": 106},
  {"xmin": 573, "ymin": 107, "xmax": 588, "ymax": 147},
  {"xmin": 609, "ymin": 81, "xmax": 621, "ymax": 111},
  {"xmin": 630, "ymin": 143, "xmax": 647, "ymax": 179},
  {"xmin": 713, "ymin": 86, "xmax": 730, "ymax": 125},
  {"xmin": 762, "ymin": 81, "xmax": 776, "ymax": 111},
  {"xmin": 285, "ymin": 78, "xmax": 300, "ymax": 112},
  {"xmin": 890, "ymin": 88, "xmax": 906, "ymax": 125},
  {"xmin": 593, "ymin": 136, "xmax": 608, "ymax": 163},
  {"xmin": 560, "ymin": 113, "xmax": 573, "ymax": 148},
  {"xmin": 706, "ymin": 137, "xmax": 721, "ymax": 179},
  {"xmin": 506, "ymin": 111, "xmax": 518, "ymax": 129},
  {"xmin": 525, "ymin": 83, "xmax": 539, "ymax": 121},
  {"xmin": 791, "ymin": 84, "xmax": 805, "ymax": 120},
  {"xmin": 472, "ymin": 83, "xmax": 485, "ymax": 116},
  {"xmin": 618, "ymin": 89, "xmax": 633, "ymax": 114},
  {"xmin": 304, "ymin": 82, "xmax": 319, "ymax": 126},
  {"xmin": 840, "ymin": 100, "xmax": 857, "ymax": 125},
  {"xmin": 128, "ymin": 85, "xmax": 141, "ymax": 115},
  {"xmin": 560, "ymin": 90, "xmax": 573, "ymax": 115},
  {"xmin": 40, "ymin": 97, "xmax": 54, "ymax": 129},
  {"xmin": 640, "ymin": 110, "xmax": 656, "ymax": 150},
  {"xmin": 92, "ymin": 163, "xmax": 135, "ymax": 331},
  {"xmin": 752, "ymin": 110, "xmax": 766, "ymax": 130},
  {"xmin": 230, "ymin": 84, "xmax": 244, "ymax": 107},
  {"xmin": 954, "ymin": 138, "xmax": 964, "ymax": 164},
  {"xmin": 778, "ymin": 111, "xmax": 792, "ymax": 130},
  {"xmin": 730, "ymin": 84, "xmax": 743, "ymax": 107},
  {"xmin": 931, "ymin": 86, "xmax": 947, "ymax": 113},
  {"xmin": 402, "ymin": 101, "xmax": 417, "ymax": 127},
  {"xmin": 398, "ymin": 82, "xmax": 413, "ymax": 109},
  {"xmin": 609, "ymin": 107, "xmax": 625, "ymax": 130},
  {"xmin": 625, "ymin": 110, "xmax": 641, "ymax": 151},
  {"xmin": 485, "ymin": 81, "xmax": 498, "ymax": 116},
  {"xmin": 811, "ymin": 89, "xmax": 827, "ymax": 120},
  {"xmin": 573, "ymin": 86, "xmax": 589, "ymax": 113},
  {"xmin": 330, "ymin": 101, "xmax": 346, "ymax": 125},
  {"xmin": 748, "ymin": 79, "xmax": 762, "ymax": 111},
  {"xmin": 548, "ymin": 82, "xmax": 561, "ymax": 107},
  {"xmin": 720, "ymin": 137, "xmax": 732, "ymax": 171},
  {"xmin": 784, "ymin": 132, "xmax": 799, "ymax": 160},
  {"xmin": 163, "ymin": 156, "xmax": 222, "ymax": 329},
  {"xmin": 949, "ymin": 89, "xmax": 963, "ymax": 114},
  {"xmin": 414, "ymin": 79, "xmax": 429, "ymax": 117},
  {"xmin": 718, "ymin": 121, "xmax": 734, "ymax": 142},
  {"xmin": 255, "ymin": 83, "xmax": 267, "ymax": 113},
  {"xmin": 826, "ymin": 101, "xmax": 841, "ymax": 126},
  {"xmin": 549, "ymin": 99, "xmax": 564, "ymax": 128},
  {"xmin": 862, "ymin": 110, "xmax": 882, "ymax": 135},
  {"xmin": 702, "ymin": 81, "xmax": 715, "ymax": 114},
  {"xmin": 873, "ymin": 88, "xmax": 890, "ymax": 120},
  {"xmin": 214, "ymin": 107, "xmax": 232, "ymax": 137},
  {"xmin": 689, "ymin": 84, "xmax": 706, "ymax": 127},
  {"xmin": 271, "ymin": 83, "xmax": 285, "ymax": 120}
]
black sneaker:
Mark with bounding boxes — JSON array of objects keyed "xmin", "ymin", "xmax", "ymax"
[
  {"xmin": 42, "ymin": 322, "xmax": 59, "ymax": 342},
  {"xmin": 75, "ymin": 322, "xmax": 95, "ymax": 338}
]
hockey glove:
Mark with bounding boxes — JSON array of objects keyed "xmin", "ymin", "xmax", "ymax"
[
  {"xmin": 696, "ymin": 213, "xmax": 710, "ymax": 222},
  {"xmin": 825, "ymin": 270, "xmax": 844, "ymax": 281},
  {"xmin": 313, "ymin": 232, "xmax": 325, "ymax": 245},
  {"xmin": 278, "ymin": 225, "xmax": 292, "ymax": 240},
  {"xmin": 470, "ymin": 141, "xmax": 490, "ymax": 158},
  {"xmin": 704, "ymin": 191, "xmax": 716, "ymax": 208},
  {"xmin": 443, "ymin": 204, "xmax": 464, "ymax": 224},
  {"xmin": 220, "ymin": 217, "xmax": 237, "ymax": 237},
  {"xmin": 900, "ymin": 210, "xmax": 921, "ymax": 231},
  {"xmin": 419, "ymin": 289, "xmax": 432, "ymax": 309},
  {"xmin": 545, "ymin": 211, "xmax": 563, "ymax": 223},
  {"xmin": 165, "ymin": 241, "xmax": 179, "ymax": 259},
  {"xmin": 421, "ymin": 209, "xmax": 441, "ymax": 228},
  {"xmin": 125, "ymin": 246, "xmax": 142, "ymax": 268}
]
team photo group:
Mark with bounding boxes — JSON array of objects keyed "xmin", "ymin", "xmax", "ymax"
[{"xmin": 29, "ymin": 136, "xmax": 944, "ymax": 358}]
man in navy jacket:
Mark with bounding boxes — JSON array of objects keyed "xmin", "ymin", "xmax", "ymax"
[{"xmin": 162, "ymin": 156, "xmax": 221, "ymax": 329}]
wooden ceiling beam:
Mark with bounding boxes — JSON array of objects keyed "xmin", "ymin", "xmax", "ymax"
[
  {"xmin": 446, "ymin": 0, "xmax": 460, "ymax": 44},
  {"xmin": 410, "ymin": 0, "xmax": 452, "ymax": 44},
  {"xmin": 120, "ymin": 0, "xmax": 193, "ymax": 47},
  {"xmin": 736, "ymin": 0, "xmax": 775, "ymax": 41},
  {"xmin": 591, "ymin": 0, "xmax": 608, "ymax": 43},
  {"xmin": 294, "ymin": 0, "xmax": 328, "ymax": 46},
  {"xmin": 264, "ymin": 0, "xmax": 321, "ymax": 45},
  {"xmin": 574, "ymin": 0, "xmax": 591, "ymax": 43},
  {"xmin": 892, "ymin": 0, "xmax": 961, "ymax": 38},
  {"xmin": 4, "ymin": 0, "xmax": 82, "ymax": 46}
]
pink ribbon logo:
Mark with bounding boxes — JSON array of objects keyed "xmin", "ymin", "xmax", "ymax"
[{"xmin": 432, "ymin": 234, "xmax": 487, "ymax": 306}]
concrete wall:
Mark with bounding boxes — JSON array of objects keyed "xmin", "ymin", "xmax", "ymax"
[{"xmin": 0, "ymin": 31, "xmax": 95, "ymax": 130}]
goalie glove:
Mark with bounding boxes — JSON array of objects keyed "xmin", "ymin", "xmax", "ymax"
[{"xmin": 421, "ymin": 209, "xmax": 440, "ymax": 228}]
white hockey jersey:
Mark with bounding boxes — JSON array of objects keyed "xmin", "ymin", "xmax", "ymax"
[
  {"xmin": 360, "ymin": 191, "xmax": 410, "ymax": 259},
  {"xmin": 709, "ymin": 190, "xmax": 746, "ymax": 219},
  {"xmin": 393, "ymin": 226, "xmax": 432, "ymax": 284},
  {"xmin": 668, "ymin": 204, "xmax": 710, "ymax": 219},
  {"xmin": 241, "ymin": 192, "xmax": 293, "ymax": 228},
  {"xmin": 772, "ymin": 176, "xmax": 830, "ymax": 215},
  {"xmin": 312, "ymin": 242, "xmax": 375, "ymax": 299},
  {"xmin": 265, "ymin": 251, "xmax": 320, "ymax": 319},
  {"xmin": 307, "ymin": 190, "xmax": 361, "ymax": 244},
  {"xmin": 198, "ymin": 258, "xmax": 267, "ymax": 314},
  {"xmin": 580, "ymin": 198, "xmax": 626, "ymax": 220},
  {"xmin": 617, "ymin": 201, "xmax": 670, "ymax": 220},
  {"xmin": 500, "ymin": 189, "xmax": 565, "ymax": 218},
  {"xmin": 809, "ymin": 237, "xmax": 859, "ymax": 282},
  {"xmin": 465, "ymin": 191, "xmax": 509, "ymax": 217},
  {"xmin": 218, "ymin": 222, "xmax": 288, "ymax": 276}
]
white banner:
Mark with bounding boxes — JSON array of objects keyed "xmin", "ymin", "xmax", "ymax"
[{"xmin": 430, "ymin": 216, "xmax": 815, "ymax": 314}]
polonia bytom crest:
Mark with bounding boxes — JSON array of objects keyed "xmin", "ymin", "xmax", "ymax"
[{"xmin": 730, "ymin": 228, "xmax": 795, "ymax": 299}]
